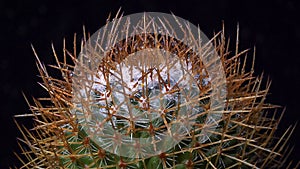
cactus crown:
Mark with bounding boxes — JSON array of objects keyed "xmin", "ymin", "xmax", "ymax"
[{"xmin": 14, "ymin": 12, "xmax": 298, "ymax": 169}]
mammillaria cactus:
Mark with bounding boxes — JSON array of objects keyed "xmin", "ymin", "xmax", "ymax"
[{"xmin": 14, "ymin": 12, "xmax": 298, "ymax": 169}]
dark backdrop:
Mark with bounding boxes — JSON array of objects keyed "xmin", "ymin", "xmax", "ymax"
[{"xmin": 0, "ymin": 0, "xmax": 299, "ymax": 168}]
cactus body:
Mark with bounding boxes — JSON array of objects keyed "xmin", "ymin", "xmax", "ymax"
[{"xmin": 15, "ymin": 12, "xmax": 298, "ymax": 169}]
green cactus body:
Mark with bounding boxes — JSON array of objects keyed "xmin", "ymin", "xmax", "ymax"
[{"xmin": 14, "ymin": 12, "xmax": 298, "ymax": 169}]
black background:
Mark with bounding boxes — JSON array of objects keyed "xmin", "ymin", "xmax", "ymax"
[{"xmin": 0, "ymin": 0, "xmax": 299, "ymax": 168}]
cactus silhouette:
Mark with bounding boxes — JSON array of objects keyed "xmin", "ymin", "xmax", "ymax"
[{"xmin": 14, "ymin": 12, "xmax": 298, "ymax": 169}]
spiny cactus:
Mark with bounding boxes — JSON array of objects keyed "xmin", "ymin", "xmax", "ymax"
[{"xmin": 14, "ymin": 12, "xmax": 298, "ymax": 169}]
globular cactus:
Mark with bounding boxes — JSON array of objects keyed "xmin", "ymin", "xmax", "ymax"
[{"xmin": 14, "ymin": 12, "xmax": 298, "ymax": 169}]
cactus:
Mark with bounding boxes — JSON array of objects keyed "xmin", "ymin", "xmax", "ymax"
[{"xmin": 14, "ymin": 12, "xmax": 298, "ymax": 169}]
